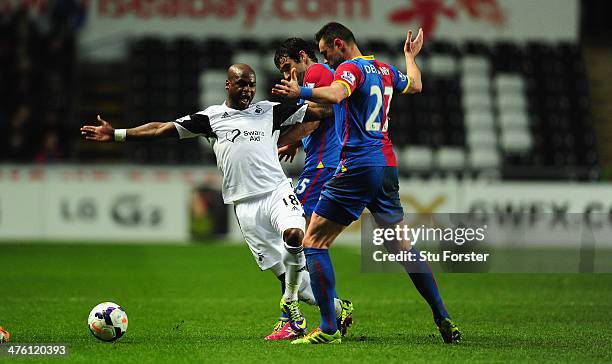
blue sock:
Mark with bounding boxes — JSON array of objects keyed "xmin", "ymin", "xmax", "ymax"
[
  {"xmin": 277, "ymin": 273, "xmax": 290, "ymax": 320},
  {"xmin": 404, "ymin": 248, "xmax": 450, "ymax": 324},
  {"xmin": 304, "ymin": 248, "xmax": 338, "ymax": 334}
]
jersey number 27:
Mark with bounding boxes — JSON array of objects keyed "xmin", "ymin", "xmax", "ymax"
[{"xmin": 365, "ymin": 85, "xmax": 393, "ymax": 132}]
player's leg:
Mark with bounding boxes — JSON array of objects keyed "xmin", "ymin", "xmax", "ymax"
[
  {"xmin": 302, "ymin": 212, "xmax": 346, "ymax": 335},
  {"xmin": 277, "ymin": 251, "xmax": 317, "ymax": 307},
  {"xmin": 369, "ymin": 167, "xmax": 461, "ymax": 343},
  {"xmin": 275, "ymin": 252, "xmax": 349, "ymax": 332},
  {"xmin": 233, "ymin": 198, "xmax": 297, "ymax": 339},
  {"xmin": 381, "ymin": 228, "xmax": 461, "ymax": 343},
  {"xmin": 269, "ymin": 181, "xmax": 310, "ymax": 333},
  {"xmin": 293, "ymin": 168, "xmax": 372, "ymax": 344},
  {"xmin": 281, "ymin": 227, "xmax": 306, "ymax": 304},
  {"xmin": 265, "ymin": 263, "xmax": 292, "ymax": 338},
  {"xmin": 295, "ymin": 168, "xmax": 349, "ymax": 325},
  {"xmin": 291, "ymin": 213, "xmax": 347, "ymax": 344}
]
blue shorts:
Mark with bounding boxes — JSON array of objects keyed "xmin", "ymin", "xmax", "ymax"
[
  {"xmin": 295, "ymin": 167, "xmax": 336, "ymax": 216},
  {"xmin": 314, "ymin": 166, "xmax": 404, "ymax": 226}
]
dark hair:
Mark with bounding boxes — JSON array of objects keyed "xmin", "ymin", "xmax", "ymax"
[
  {"xmin": 315, "ymin": 22, "xmax": 357, "ymax": 46},
  {"xmin": 274, "ymin": 38, "xmax": 318, "ymax": 69}
]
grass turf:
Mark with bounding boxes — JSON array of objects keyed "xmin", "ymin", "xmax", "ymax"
[{"xmin": 1, "ymin": 243, "xmax": 611, "ymax": 363}]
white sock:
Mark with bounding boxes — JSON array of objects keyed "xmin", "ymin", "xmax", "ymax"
[
  {"xmin": 334, "ymin": 298, "xmax": 342, "ymax": 318},
  {"xmin": 283, "ymin": 244, "xmax": 304, "ymax": 303},
  {"xmin": 298, "ymin": 268, "xmax": 317, "ymax": 305}
]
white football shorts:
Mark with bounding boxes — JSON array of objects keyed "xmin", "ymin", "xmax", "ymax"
[{"xmin": 233, "ymin": 179, "xmax": 306, "ymax": 271}]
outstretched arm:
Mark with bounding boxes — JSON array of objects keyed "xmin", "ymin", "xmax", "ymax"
[
  {"xmin": 403, "ymin": 28, "xmax": 424, "ymax": 94},
  {"xmin": 80, "ymin": 115, "xmax": 178, "ymax": 142}
]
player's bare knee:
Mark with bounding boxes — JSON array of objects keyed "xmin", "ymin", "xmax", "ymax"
[
  {"xmin": 283, "ymin": 228, "xmax": 304, "ymax": 254},
  {"xmin": 283, "ymin": 228, "xmax": 304, "ymax": 246}
]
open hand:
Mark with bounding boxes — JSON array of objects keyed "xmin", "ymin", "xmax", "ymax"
[
  {"xmin": 272, "ymin": 68, "xmax": 301, "ymax": 99},
  {"xmin": 404, "ymin": 28, "xmax": 424, "ymax": 58},
  {"xmin": 80, "ymin": 115, "xmax": 114, "ymax": 142},
  {"xmin": 278, "ymin": 143, "xmax": 299, "ymax": 163}
]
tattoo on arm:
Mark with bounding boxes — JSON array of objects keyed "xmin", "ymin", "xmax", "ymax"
[{"xmin": 305, "ymin": 102, "xmax": 333, "ymax": 121}]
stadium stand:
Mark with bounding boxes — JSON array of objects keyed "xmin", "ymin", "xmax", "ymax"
[
  {"xmin": 0, "ymin": 19, "xmax": 599, "ymax": 181},
  {"xmin": 190, "ymin": 39, "xmax": 598, "ymax": 180}
]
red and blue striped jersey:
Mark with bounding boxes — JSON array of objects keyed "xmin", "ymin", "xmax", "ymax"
[
  {"xmin": 300, "ymin": 63, "xmax": 341, "ymax": 171},
  {"xmin": 332, "ymin": 56, "xmax": 411, "ymax": 170}
]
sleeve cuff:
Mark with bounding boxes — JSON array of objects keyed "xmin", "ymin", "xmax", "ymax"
[
  {"xmin": 401, "ymin": 76, "xmax": 412, "ymax": 94},
  {"xmin": 280, "ymin": 104, "xmax": 308, "ymax": 127}
]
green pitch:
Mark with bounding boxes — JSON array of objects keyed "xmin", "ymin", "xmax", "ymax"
[{"xmin": 1, "ymin": 243, "xmax": 611, "ymax": 363}]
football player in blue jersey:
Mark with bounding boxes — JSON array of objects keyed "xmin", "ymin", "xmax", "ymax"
[
  {"xmin": 273, "ymin": 23, "xmax": 461, "ymax": 345},
  {"xmin": 267, "ymin": 38, "xmax": 354, "ymax": 340}
]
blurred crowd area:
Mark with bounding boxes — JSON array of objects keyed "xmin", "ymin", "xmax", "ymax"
[
  {"xmin": 0, "ymin": 0, "xmax": 84, "ymax": 163},
  {"xmin": 0, "ymin": 1, "xmax": 610, "ymax": 182}
]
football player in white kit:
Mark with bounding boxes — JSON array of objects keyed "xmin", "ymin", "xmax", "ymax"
[{"xmin": 81, "ymin": 64, "xmax": 340, "ymax": 340}]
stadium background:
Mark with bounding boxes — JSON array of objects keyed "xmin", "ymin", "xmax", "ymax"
[{"xmin": 1, "ymin": 0, "xmax": 612, "ymax": 362}]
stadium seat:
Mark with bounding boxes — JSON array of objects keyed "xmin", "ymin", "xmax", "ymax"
[
  {"xmin": 394, "ymin": 54, "xmax": 427, "ymax": 73},
  {"xmin": 199, "ymin": 71, "xmax": 227, "ymax": 90},
  {"xmin": 494, "ymin": 74, "xmax": 526, "ymax": 92},
  {"xmin": 465, "ymin": 110, "xmax": 495, "ymax": 131},
  {"xmin": 466, "ymin": 129, "xmax": 497, "ymax": 149},
  {"xmin": 460, "ymin": 55, "xmax": 491, "ymax": 75},
  {"xmin": 496, "ymin": 93, "xmax": 527, "ymax": 112},
  {"xmin": 399, "ymin": 146, "xmax": 434, "ymax": 172},
  {"xmin": 200, "ymin": 89, "xmax": 226, "ymax": 108},
  {"xmin": 232, "ymin": 51, "xmax": 264, "ymax": 77},
  {"xmin": 498, "ymin": 111, "xmax": 530, "ymax": 131},
  {"xmin": 435, "ymin": 147, "xmax": 466, "ymax": 171},
  {"xmin": 462, "ymin": 92, "xmax": 492, "ymax": 111},
  {"xmin": 500, "ymin": 130, "xmax": 533, "ymax": 153},
  {"xmin": 428, "ymin": 54, "xmax": 457, "ymax": 76},
  {"xmin": 461, "ymin": 74, "xmax": 490, "ymax": 93},
  {"xmin": 468, "ymin": 148, "xmax": 501, "ymax": 170}
]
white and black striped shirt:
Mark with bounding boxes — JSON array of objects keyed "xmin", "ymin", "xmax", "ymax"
[{"xmin": 174, "ymin": 101, "xmax": 307, "ymax": 204}]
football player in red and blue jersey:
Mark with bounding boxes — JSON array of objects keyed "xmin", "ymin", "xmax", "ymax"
[
  {"xmin": 268, "ymin": 38, "xmax": 354, "ymax": 341},
  {"xmin": 273, "ymin": 22, "xmax": 461, "ymax": 344},
  {"xmin": 274, "ymin": 38, "xmax": 342, "ymax": 221}
]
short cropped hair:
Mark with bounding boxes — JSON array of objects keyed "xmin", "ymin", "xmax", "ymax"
[
  {"xmin": 274, "ymin": 38, "xmax": 318, "ymax": 69},
  {"xmin": 314, "ymin": 22, "xmax": 357, "ymax": 46}
]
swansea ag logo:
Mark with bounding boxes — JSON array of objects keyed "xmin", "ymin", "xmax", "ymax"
[{"xmin": 226, "ymin": 129, "xmax": 240, "ymax": 142}]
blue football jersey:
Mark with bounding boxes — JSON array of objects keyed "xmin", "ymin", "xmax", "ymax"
[{"xmin": 332, "ymin": 56, "xmax": 411, "ymax": 170}]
